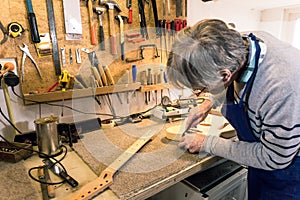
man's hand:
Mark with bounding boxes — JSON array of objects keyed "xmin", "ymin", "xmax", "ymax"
[
  {"xmin": 178, "ymin": 133, "xmax": 207, "ymax": 153},
  {"xmin": 185, "ymin": 99, "xmax": 213, "ymax": 130}
]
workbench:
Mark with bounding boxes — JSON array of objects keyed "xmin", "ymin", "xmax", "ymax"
[{"xmin": 3, "ymin": 116, "xmax": 227, "ymax": 200}]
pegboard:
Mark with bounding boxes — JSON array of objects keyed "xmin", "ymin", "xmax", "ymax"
[{"xmin": 0, "ymin": 0, "xmax": 187, "ymax": 102}]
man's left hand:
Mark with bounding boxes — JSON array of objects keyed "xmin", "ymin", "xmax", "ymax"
[{"xmin": 178, "ymin": 133, "xmax": 207, "ymax": 153}]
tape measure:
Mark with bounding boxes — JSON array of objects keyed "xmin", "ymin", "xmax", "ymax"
[{"xmin": 8, "ymin": 22, "xmax": 25, "ymax": 38}]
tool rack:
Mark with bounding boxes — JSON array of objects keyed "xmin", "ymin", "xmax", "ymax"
[{"xmin": 0, "ymin": 0, "xmax": 187, "ymax": 105}]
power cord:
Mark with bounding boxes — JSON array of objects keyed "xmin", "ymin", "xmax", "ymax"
[
  {"xmin": 0, "ymin": 107, "xmax": 22, "ymax": 134},
  {"xmin": 11, "ymin": 86, "xmax": 161, "ymax": 122},
  {"xmin": 11, "ymin": 86, "xmax": 118, "ymax": 118},
  {"xmin": 0, "ymin": 107, "xmax": 70, "ymax": 186},
  {"xmin": 0, "ymin": 86, "xmax": 162, "ymax": 188}
]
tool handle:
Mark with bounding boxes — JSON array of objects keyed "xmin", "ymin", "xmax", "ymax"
[
  {"xmin": 99, "ymin": 25, "xmax": 105, "ymax": 50},
  {"xmin": 91, "ymin": 24, "xmax": 97, "ymax": 45},
  {"xmin": 25, "ymin": 0, "xmax": 34, "ymax": 13},
  {"xmin": 121, "ymin": 42, "xmax": 125, "ymax": 61},
  {"xmin": 87, "ymin": 0, "xmax": 96, "ymax": 45},
  {"xmin": 171, "ymin": 20, "xmax": 175, "ymax": 34},
  {"xmin": 162, "ymin": 20, "xmax": 166, "ymax": 36},
  {"xmin": 110, "ymin": 35, "xmax": 118, "ymax": 55},
  {"xmin": 175, "ymin": 19, "xmax": 180, "ymax": 32},
  {"xmin": 179, "ymin": 19, "xmax": 183, "ymax": 31},
  {"xmin": 47, "ymin": 184, "xmax": 55, "ymax": 198},
  {"xmin": 87, "ymin": 0, "xmax": 94, "ymax": 26},
  {"xmin": 167, "ymin": 20, "xmax": 171, "ymax": 32},
  {"xmin": 128, "ymin": 37, "xmax": 146, "ymax": 44},
  {"xmin": 38, "ymin": 167, "xmax": 49, "ymax": 200},
  {"xmin": 103, "ymin": 66, "xmax": 115, "ymax": 85},
  {"xmin": 59, "ymin": 171, "xmax": 78, "ymax": 188},
  {"xmin": 28, "ymin": 13, "xmax": 40, "ymax": 43},
  {"xmin": 163, "ymin": 71, "xmax": 168, "ymax": 83},
  {"xmin": 132, "ymin": 65, "xmax": 137, "ymax": 82},
  {"xmin": 98, "ymin": 65, "xmax": 108, "ymax": 86},
  {"xmin": 108, "ymin": 9, "xmax": 117, "ymax": 55},
  {"xmin": 128, "ymin": 7, "xmax": 133, "ymax": 24},
  {"xmin": 183, "ymin": 19, "xmax": 187, "ymax": 28},
  {"xmin": 92, "ymin": 67, "xmax": 103, "ymax": 87},
  {"xmin": 44, "ymin": 167, "xmax": 55, "ymax": 198}
]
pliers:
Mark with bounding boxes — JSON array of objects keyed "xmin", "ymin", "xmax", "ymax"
[
  {"xmin": 19, "ymin": 43, "xmax": 42, "ymax": 82},
  {"xmin": 0, "ymin": 20, "xmax": 8, "ymax": 45}
]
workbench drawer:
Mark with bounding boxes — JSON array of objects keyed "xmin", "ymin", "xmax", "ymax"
[{"xmin": 149, "ymin": 160, "xmax": 248, "ymax": 200}]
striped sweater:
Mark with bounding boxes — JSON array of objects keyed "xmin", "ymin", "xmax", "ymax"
[{"xmin": 204, "ymin": 31, "xmax": 300, "ymax": 170}]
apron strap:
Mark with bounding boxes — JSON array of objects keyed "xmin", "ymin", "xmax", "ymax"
[{"xmin": 239, "ymin": 33, "xmax": 261, "ymax": 104}]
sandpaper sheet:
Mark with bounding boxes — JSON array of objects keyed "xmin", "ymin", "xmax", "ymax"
[
  {"xmin": 73, "ymin": 119, "xmax": 210, "ymax": 199},
  {"xmin": 0, "ymin": 161, "xmax": 39, "ymax": 200}
]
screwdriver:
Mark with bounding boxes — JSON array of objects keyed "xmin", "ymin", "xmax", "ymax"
[{"xmin": 25, "ymin": 0, "xmax": 40, "ymax": 43}]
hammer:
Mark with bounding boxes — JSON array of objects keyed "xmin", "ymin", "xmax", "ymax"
[
  {"xmin": 83, "ymin": 0, "xmax": 97, "ymax": 45},
  {"xmin": 115, "ymin": 15, "xmax": 128, "ymax": 61},
  {"xmin": 94, "ymin": 7, "xmax": 106, "ymax": 51},
  {"xmin": 100, "ymin": 0, "xmax": 121, "ymax": 55}
]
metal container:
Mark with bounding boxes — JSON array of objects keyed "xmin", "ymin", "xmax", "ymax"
[{"xmin": 34, "ymin": 116, "xmax": 61, "ymax": 157}]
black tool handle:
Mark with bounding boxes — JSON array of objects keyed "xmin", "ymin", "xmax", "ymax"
[
  {"xmin": 59, "ymin": 171, "xmax": 78, "ymax": 188},
  {"xmin": 121, "ymin": 42, "xmax": 125, "ymax": 61},
  {"xmin": 28, "ymin": 13, "xmax": 40, "ymax": 43},
  {"xmin": 99, "ymin": 25, "xmax": 105, "ymax": 50}
]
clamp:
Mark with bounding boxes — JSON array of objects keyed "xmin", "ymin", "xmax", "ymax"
[
  {"xmin": 125, "ymin": 44, "xmax": 159, "ymax": 63},
  {"xmin": 59, "ymin": 69, "xmax": 71, "ymax": 91},
  {"xmin": 19, "ymin": 43, "xmax": 43, "ymax": 82}
]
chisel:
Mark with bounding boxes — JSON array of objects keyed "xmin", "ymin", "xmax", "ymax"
[{"xmin": 25, "ymin": 0, "xmax": 40, "ymax": 43}]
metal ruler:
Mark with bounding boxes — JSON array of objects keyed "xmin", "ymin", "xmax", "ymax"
[
  {"xmin": 68, "ymin": 131, "xmax": 156, "ymax": 200},
  {"xmin": 46, "ymin": 0, "xmax": 61, "ymax": 75}
]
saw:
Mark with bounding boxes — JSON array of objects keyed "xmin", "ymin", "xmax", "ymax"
[{"xmin": 68, "ymin": 131, "xmax": 156, "ymax": 200}]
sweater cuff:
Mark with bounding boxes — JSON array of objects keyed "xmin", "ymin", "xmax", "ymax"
[{"xmin": 203, "ymin": 135, "xmax": 216, "ymax": 153}]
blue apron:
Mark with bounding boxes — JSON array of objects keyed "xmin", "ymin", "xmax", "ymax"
[{"xmin": 221, "ymin": 33, "xmax": 300, "ymax": 200}]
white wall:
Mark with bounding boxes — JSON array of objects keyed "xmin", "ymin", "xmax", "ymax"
[
  {"xmin": 259, "ymin": 8, "xmax": 285, "ymax": 39},
  {"xmin": 187, "ymin": 0, "xmax": 300, "ymax": 44},
  {"xmin": 187, "ymin": 0, "xmax": 261, "ymax": 31}
]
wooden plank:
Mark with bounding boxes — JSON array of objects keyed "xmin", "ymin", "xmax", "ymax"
[
  {"xmin": 139, "ymin": 84, "xmax": 170, "ymax": 92},
  {"xmin": 68, "ymin": 130, "xmax": 156, "ymax": 200},
  {"xmin": 23, "ymin": 82, "xmax": 141, "ymax": 105}
]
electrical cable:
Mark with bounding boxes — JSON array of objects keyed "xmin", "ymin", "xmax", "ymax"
[
  {"xmin": 11, "ymin": 87, "xmax": 119, "ymax": 117},
  {"xmin": 0, "ymin": 108, "xmax": 70, "ymax": 185},
  {"xmin": 1, "ymin": 86, "xmax": 162, "ymax": 188},
  {"xmin": 0, "ymin": 107, "xmax": 22, "ymax": 134},
  {"xmin": 11, "ymin": 86, "xmax": 161, "ymax": 121},
  {"xmin": 0, "ymin": 132, "xmax": 68, "ymax": 185}
]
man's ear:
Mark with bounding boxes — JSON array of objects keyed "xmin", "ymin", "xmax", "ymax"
[{"xmin": 219, "ymin": 69, "xmax": 232, "ymax": 84}]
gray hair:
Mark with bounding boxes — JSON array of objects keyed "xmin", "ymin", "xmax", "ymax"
[{"xmin": 167, "ymin": 19, "xmax": 248, "ymax": 90}]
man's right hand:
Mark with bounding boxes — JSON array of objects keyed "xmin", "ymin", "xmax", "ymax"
[{"xmin": 185, "ymin": 99, "xmax": 214, "ymax": 130}]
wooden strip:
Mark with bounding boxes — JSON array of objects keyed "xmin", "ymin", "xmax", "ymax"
[
  {"xmin": 139, "ymin": 84, "xmax": 169, "ymax": 92},
  {"xmin": 68, "ymin": 131, "xmax": 156, "ymax": 200},
  {"xmin": 23, "ymin": 83, "xmax": 141, "ymax": 105}
]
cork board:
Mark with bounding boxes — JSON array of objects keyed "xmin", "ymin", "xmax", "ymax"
[
  {"xmin": 0, "ymin": 0, "xmax": 187, "ymax": 99},
  {"xmin": 73, "ymin": 119, "xmax": 209, "ymax": 199}
]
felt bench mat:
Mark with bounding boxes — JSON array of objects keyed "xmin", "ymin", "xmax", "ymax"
[
  {"xmin": 0, "ymin": 161, "xmax": 39, "ymax": 200},
  {"xmin": 73, "ymin": 119, "xmax": 210, "ymax": 199}
]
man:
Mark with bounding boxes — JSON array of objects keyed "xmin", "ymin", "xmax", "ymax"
[{"xmin": 166, "ymin": 19, "xmax": 300, "ymax": 199}]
